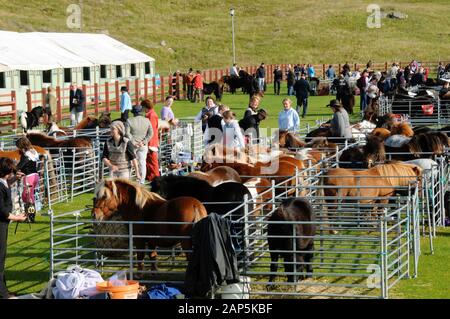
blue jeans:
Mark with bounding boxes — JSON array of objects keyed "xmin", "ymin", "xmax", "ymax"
[
  {"xmin": 296, "ymin": 96, "xmax": 308, "ymax": 117},
  {"xmin": 257, "ymin": 78, "xmax": 265, "ymax": 92},
  {"xmin": 287, "ymin": 85, "xmax": 294, "ymax": 96},
  {"xmin": 360, "ymin": 90, "xmax": 367, "ymax": 111}
]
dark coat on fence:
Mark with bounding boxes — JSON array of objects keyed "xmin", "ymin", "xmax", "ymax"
[
  {"xmin": 185, "ymin": 213, "xmax": 239, "ymax": 297},
  {"xmin": 267, "ymin": 198, "xmax": 316, "ymax": 283}
]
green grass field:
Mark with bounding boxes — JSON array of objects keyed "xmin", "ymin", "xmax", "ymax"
[
  {"xmin": 5, "ymin": 85, "xmax": 450, "ymax": 298},
  {"xmin": 0, "ymin": 0, "xmax": 449, "ymax": 74}
]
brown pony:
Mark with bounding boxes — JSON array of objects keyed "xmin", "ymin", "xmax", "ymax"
[
  {"xmin": 188, "ymin": 166, "xmax": 241, "ymax": 186},
  {"xmin": 93, "ymin": 178, "xmax": 207, "ymax": 271},
  {"xmin": 277, "ymin": 131, "xmax": 307, "ymax": 149},
  {"xmin": 324, "ymin": 163, "xmax": 422, "ymax": 203},
  {"xmin": 390, "ymin": 123, "xmax": 414, "ymax": 137},
  {"xmin": 371, "ymin": 128, "xmax": 391, "ymax": 140},
  {"xmin": 27, "ymin": 132, "xmax": 92, "ymax": 149}
]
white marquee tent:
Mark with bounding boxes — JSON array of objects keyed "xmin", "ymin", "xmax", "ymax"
[{"xmin": 0, "ymin": 31, "xmax": 155, "ymax": 111}]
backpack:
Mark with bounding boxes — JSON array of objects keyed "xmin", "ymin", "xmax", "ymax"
[{"xmin": 148, "ymin": 284, "xmax": 183, "ymax": 299}]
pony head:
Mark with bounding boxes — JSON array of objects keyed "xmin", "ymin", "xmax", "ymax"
[{"xmin": 93, "ymin": 179, "xmax": 160, "ymax": 221}]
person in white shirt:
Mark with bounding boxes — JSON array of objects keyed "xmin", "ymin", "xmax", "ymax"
[
  {"xmin": 278, "ymin": 98, "xmax": 300, "ymax": 132},
  {"xmin": 221, "ymin": 110, "xmax": 245, "ymax": 149},
  {"xmin": 230, "ymin": 63, "xmax": 239, "ymax": 77}
]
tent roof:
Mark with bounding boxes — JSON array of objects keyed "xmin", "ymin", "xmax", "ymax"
[
  {"xmin": 0, "ymin": 31, "xmax": 154, "ymax": 71},
  {"xmin": 35, "ymin": 32, "xmax": 155, "ymax": 65}
]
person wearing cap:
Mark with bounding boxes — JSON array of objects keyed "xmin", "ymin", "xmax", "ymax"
[
  {"xmin": 69, "ymin": 83, "xmax": 85, "ymax": 126},
  {"xmin": 239, "ymin": 108, "xmax": 267, "ymax": 143},
  {"xmin": 327, "ymin": 99, "xmax": 352, "ymax": 140},
  {"xmin": 141, "ymin": 99, "xmax": 160, "ymax": 182},
  {"xmin": 278, "ymin": 98, "xmax": 300, "ymax": 133},
  {"xmin": 102, "ymin": 121, "xmax": 141, "ymax": 181},
  {"xmin": 120, "ymin": 86, "xmax": 132, "ymax": 121},
  {"xmin": 125, "ymin": 104, "xmax": 153, "ymax": 184}
]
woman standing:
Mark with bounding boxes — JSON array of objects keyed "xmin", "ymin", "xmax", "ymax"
[
  {"xmin": 244, "ymin": 95, "xmax": 261, "ymax": 118},
  {"xmin": 15, "ymin": 137, "xmax": 40, "ymax": 223},
  {"xmin": 102, "ymin": 121, "xmax": 141, "ymax": 181},
  {"xmin": 45, "ymin": 87, "xmax": 57, "ymax": 123},
  {"xmin": 195, "ymin": 96, "xmax": 219, "ymax": 132},
  {"xmin": 222, "ymin": 111, "xmax": 245, "ymax": 149},
  {"xmin": 160, "ymin": 96, "xmax": 176, "ymax": 122},
  {"xmin": 0, "ymin": 158, "xmax": 27, "ymax": 299}
]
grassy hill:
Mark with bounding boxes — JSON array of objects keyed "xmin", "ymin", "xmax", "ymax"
[{"xmin": 0, "ymin": 0, "xmax": 449, "ymax": 74}]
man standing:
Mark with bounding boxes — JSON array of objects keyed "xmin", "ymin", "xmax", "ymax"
[
  {"xmin": 192, "ymin": 70, "xmax": 204, "ymax": 103},
  {"xmin": 256, "ymin": 63, "xmax": 266, "ymax": 92},
  {"xmin": 286, "ymin": 66, "xmax": 295, "ymax": 96},
  {"xmin": 120, "ymin": 86, "xmax": 132, "ymax": 121},
  {"xmin": 141, "ymin": 99, "xmax": 160, "ymax": 182},
  {"xmin": 69, "ymin": 83, "xmax": 85, "ymax": 126},
  {"xmin": 273, "ymin": 65, "xmax": 283, "ymax": 95},
  {"xmin": 293, "ymin": 74, "xmax": 311, "ymax": 118},
  {"xmin": 126, "ymin": 104, "xmax": 153, "ymax": 184},
  {"xmin": 186, "ymin": 68, "xmax": 195, "ymax": 101},
  {"xmin": 326, "ymin": 65, "xmax": 336, "ymax": 81},
  {"xmin": 278, "ymin": 98, "xmax": 300, "ymax": 133},
  {"xmin": 357, "ymin": 69, "xmax": 369, "ymax": 111}
]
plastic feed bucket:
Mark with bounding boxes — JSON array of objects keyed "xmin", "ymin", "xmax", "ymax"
[{"xmin": 96, "ymin": 280, "xmax": 139, "ymax": 299}]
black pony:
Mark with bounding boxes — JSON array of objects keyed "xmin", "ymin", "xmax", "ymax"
[
  {"xmin": 202, "ymin": 81, "xmax": 223, "ymax": 101},
  {"xmin": 20, "ymin": 106, "xmax": 50, "ymax": 133},
  {"xmin": 150, "ymin": 175, "xmax": 252, "ymax": 219},
  {"xmin": 268, "ymin": 198, "xmax": 316, "ymax": 283},
  {"xmin": 339, "ymin": 135, "xmax": 386, "ymax": 168}
]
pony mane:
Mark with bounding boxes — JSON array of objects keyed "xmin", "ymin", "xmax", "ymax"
[
  {"xmin": 74, "ymin": 117, "xmax": 95, "ymax": 130},
  {"xmin": 391, "ymin": 123, "xmax": 414, "ymax": 137},
  {"xmin": 96, "ymin": 178, "xmax": 165, "ymax": 209},
  {"xmin": 373, "ymin": 163, "xmax": 421, "ymax": 186},
  {"xmin": 408, "ymin": 132, "xmax": 448, "ymax": 155}
]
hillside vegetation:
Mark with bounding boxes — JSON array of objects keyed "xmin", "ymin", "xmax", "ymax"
[{"xmin": 0, "ymin": 0, "xmax": 449, "ymax": 74}]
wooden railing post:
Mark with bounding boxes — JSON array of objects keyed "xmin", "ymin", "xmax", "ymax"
[
  {"xmin": 135, "ymin": 78, "xmax": 140, "ymax": 104},
  {"xmin": 94, "ymin": 83, "xmax": 99, "ymax": 116},
  {"xmin": 322, "ymin": 64, "xmax": 326, "ymax": 80},
  {"xmin": 105, "ymin": 82, "xmax": 110, "ymax": 113},
  {"xmin": 115, "ymin": 81, "xmax": 120, "ymax": 112},
  {"xmin": 176, "ymin": 73, "xmax": 181, "ymax": 100},
  {"xmin": 82, "ymin": 84, "xmax": 87, "ymax": 117},
  {"xmin": 152, "ymin": 77, "xmax": 157, "ymax": 104},
  {"xmin": 168, "ymin": 74, "xmax": 173, "ymax": 97},
  {"xmin": 11, "ymin": 91, "xmax": 17, "ymax": 129},
  {"xmin": 56, "ymin": 86, "xmax": 62, "ymax": 122},
  {"xmin": 385, "ymin": 62, "xmax": 388, "ymax": 72},
  {"xmin": 160, "ymin": 75, "xmax": 165, "ymax": 102},
  {"xmin": 144, "ymin": 78, "xmax": 149, "ymax": 100},
  {"xmin": 26, "ymin": 89, "xmax": 32, "ymax": 112}
]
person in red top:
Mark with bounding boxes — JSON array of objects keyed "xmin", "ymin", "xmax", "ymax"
[
  {"xmin": 192, "ymin": 70, "xmax": 204, "ymax": 103},
  {"xmin": 141, "ymin": 99, "xmax": 160, "ymax": 181}
]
